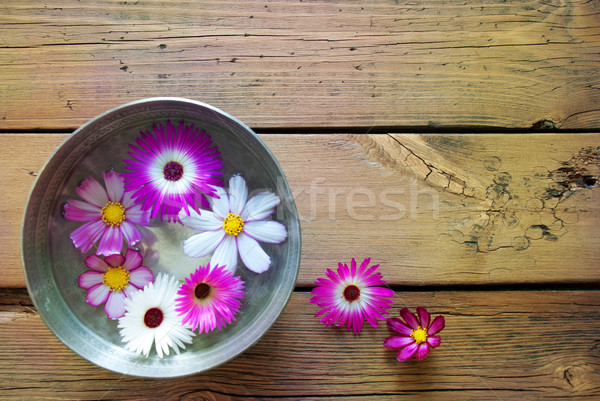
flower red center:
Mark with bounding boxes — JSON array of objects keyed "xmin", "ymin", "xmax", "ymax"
[
  {"xmin": 163, "ymin": 161, "xmax": 184, "ymax": 181},
  {"xmin": 194, "ymin": 283, "xmax": 212, "ymax": 300},
  {"xmin": 343, "ymin": 284, "xmax": 361, "ymax": 302},
  {"xmin": 144, "ymin": 307, "xmax": 164, "ymax": 328}
]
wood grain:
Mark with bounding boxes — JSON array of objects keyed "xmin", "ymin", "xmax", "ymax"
[
  {"xmin": 1, "ymin": 290, "xmax": 599, "ymax": 399},
  {"xmin": 1, "ymin": 0, "xmax": 600, "ymax": 130},
  {"xmin": 1, "ymin": 133, "xmax": 599, "ymax": 288}
]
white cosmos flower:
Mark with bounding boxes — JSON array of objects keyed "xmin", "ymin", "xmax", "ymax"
[
  {"xmin": 179, "ymin": 175, "xmax": 288, "ymax": 274},
  {"xmin": 118, "ymin": 273, "xmax": 195, "ymax": 358}
]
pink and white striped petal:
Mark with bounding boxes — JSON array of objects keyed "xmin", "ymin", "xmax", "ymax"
[
  {"xmin": 102, "ymin": 171, "xmax": 125, "ymax": 202},
  {"xmin": 122, "ymin": 249, "xmax": 143, "ymax": 271},
  {"xmin": 129, "ymin": 266, "xmax": 154, "ymax": 289},
  {"xmin": 63, "ymin": 199, "xmax": 101, "ymax": 222},
  {"xmin": 86, "ymin": 283, "xmax": 110, "ymax": 307},
  {"xmin": 76, "ymin": 176, "xmax": 109, "ymax": 208},
  {"xmin": 84, "ymin": 254, "xmax": 109, "ymax": 272},
  {"xmin": 97, "ymin": 225, "xmax": 123, "ymax": 256},
  {"xmin": 78, "ymin": 271, "xmax": 104, "ymax": 290},
  {"xmin": 104, "ymin": 291, "xmax": 126, "ymax": 320}
]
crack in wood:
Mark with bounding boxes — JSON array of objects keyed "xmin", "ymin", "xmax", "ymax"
[{"xmin": 357, "ymin": 136, "xmax": 598, "ymax": 254}]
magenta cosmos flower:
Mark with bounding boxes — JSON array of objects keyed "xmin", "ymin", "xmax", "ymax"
[
  {"xmin": 175, "ymin": 263, "xmax": 245, "ymax": 333},
  {"xmin": 179, "ymin": 175, "xmax": 287, "ymax": 274},
  {"xmin": 384, "ymin": 307, "xmax": 445, "ymax": 361},
  {"xmin": 122, "ymin": 120, "xmax": 224, "ymax": 222},
  {"xmin": 64, "ymin": 170, "xmax": 150, "ymax": 256},
  {"xmin": 78, "ymin": 249, "xmax": 154, "ymax": 320},
  {"xmin": 310, "ymin": 258, "xmax": 395, "ymax": 334}
]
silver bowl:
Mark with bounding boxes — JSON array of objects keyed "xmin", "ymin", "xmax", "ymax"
[{"xmin": 21, "ymin": 98, "xmax": 301, "ymax": 378}]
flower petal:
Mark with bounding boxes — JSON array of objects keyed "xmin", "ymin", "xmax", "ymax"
[
  {"xmin": 124, "ymin": 203, "xmax": 150, "ymax": 226},
  {"xmin": 105, "ymin": 291, "xmax": 126, "ymax": 320},
  {"xmin": 63, "ymin": 199, "xmax": 101, "ymax": 222},
  {"xmin": 86, "ymin": 283, "xmax": 110, "ymax": 306},
  {"xmin": 209, "ymin": 186, "xmax": 230, "ymax": 219},
  {"xmin": 236, "ymin": 233, "xmax": 270, "ymax": 273},
  {"xmin": 84, "ymin": 254, "xmax": 109, "ymax": 272},
  {"xmin": 120, "ymin": 221, "xmax": 143, "ymax": 247},
  {"xmin": 428, "ymin": 315, "xmax": 446, "ymax": 335},
  {"xmin": 400, "ymin": 307, "xmax": 420, "ymax": 330},
  {"xmin": 397, "ymin": 341, "xmax": 418, "ymax": 362},
  {"xmin": 383, "ymin": 335, "xmax": 415, "ymax": 349},
  {"xmin": 103, "ymin": 171, "xmax": 125, "ymax": 203},
  {"xmin": 387, "ymin": 317, "xmax": 413, "ymax": 336},
  {"xmin": 104, "ymin": 253, "xmax": 125, "ymax": 268},
  {"xmin": 178, "ymin": 207, "xmax": 223, "ymax": 231},
  {"xmin": 242, "ymin": 220, "xmax": 287, "ymax": 244},
  {"xmin": 210, "ymin": 234, "xmax": 239, "ymax": 273},
  {"xmin": 227, "ymin": 175, "xmax": 248, "ymax": 215},
  {"xmin": 416, "ymin": 343, "xmax": 430, "ymax": 360},
  {"xmin": 240, "ymin": 192, "xmax": 280, "ymax": 221},
  {"xmin": 417, "ymin": 306, "xmax": 430, "ymax": 329},
  {"xmin": 427, "ymin": 335, "xmax": 442, "ymax": 348},
  {"xmin": 97, "ymin": 226, "xmax": 124, "ymax": 256},
  {"xmin": 78, "ymin": 271, "xmax": 104, "ymax": 290},
  {"xmin": 123, "ymin": 249, "xmax": 143, "ymax": 270},
  {"xmin": 183, "ymin": 230, "xmax": 226, "ymax": 258},
  {"xmin": 128, "ymin": 266, "xmax": 154, "ymax": 288},
  {"xmin": 70, "ymin": 220, "xmax": 106, "ymax": 253},
  {"xmin": 76, "ymin": 176, "xmax": 109, "ymax": 208}
]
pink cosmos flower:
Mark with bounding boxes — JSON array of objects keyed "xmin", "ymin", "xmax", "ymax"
[
  {"xmin": 122, "ymin": 120, "xmax": 224, "ymax": 222},
  {"xmin": 310, "ymin": 258, "xmax": 395, "ymax": 334},
  {"xmin": 384, "ymin": 307, "xmax": 445, "ymax": 361},
  {"xmin": 78, "ymin": 249, "xmax": 154, "ymax": 320},
  {"xmin": 179, "ymin": 175, "xmax": 288, "ymax": 274},
  {"xmin": 64, "ymin": 170, "xmax": 150, "ymax": 256},
  {"xmin": 175, "ymin": 263, "xmax": 245, "ymax": 333}
]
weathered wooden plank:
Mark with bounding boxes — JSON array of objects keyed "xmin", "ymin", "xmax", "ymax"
[
  {"xmin": 1, "ymin": 0, "xmax": 600, "ymax": 130},
  {"xmin": 1, "ymin": 133, "xmax": 599, "ymax": 287},
  {"xmin": 1, "ymin": 290, "xmax": 599, "ymax": 399}
]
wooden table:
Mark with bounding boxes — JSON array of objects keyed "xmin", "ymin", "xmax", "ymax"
[{"xmin": 1, "ymin": 1, "xmax": 600, "ymax": 399}]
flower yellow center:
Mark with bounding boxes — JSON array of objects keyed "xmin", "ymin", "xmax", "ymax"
[
  {"xmin": 101, "ymin": 202, "xmax": 126, "ymax": 226},
  {"xmin": 102, "ymin": 266, "xmax": 130, "ymax": 291},
  {"xmin": 223, "ymin": 213, "xmax": 244, "ymax": 236},
  {"xmin": 411, "ymin": 326, "xmax": 428, "ymax": 344}
]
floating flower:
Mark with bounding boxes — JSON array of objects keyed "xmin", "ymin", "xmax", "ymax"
[
  {"xmin": 118, "ymin": 273, "xmax": 195, "ymax": 358},
  {"xmin": 122, "ymin": 120, "xmax": 224, "ymax": 222},
  {"xmin": 179, "ymin": 175, "xmax": 287, "ymax": 273},
  {"xmin": 78, "ymin": 249, "xmax": 154, "ymax": 320},
  {"xmin": 175, "ymin": 263, "xmax": 245, "ymax": 333},
  {"xmin": 64, "ymin": 171, "xmax": 151, "ymax": 256},
  {"xmin": 384, "ymin": 307, "xmax": 445, "ymax": 361},
  {"xmin": 310, "ymin": 258, "xmax": 395, "ymax": 334}
]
